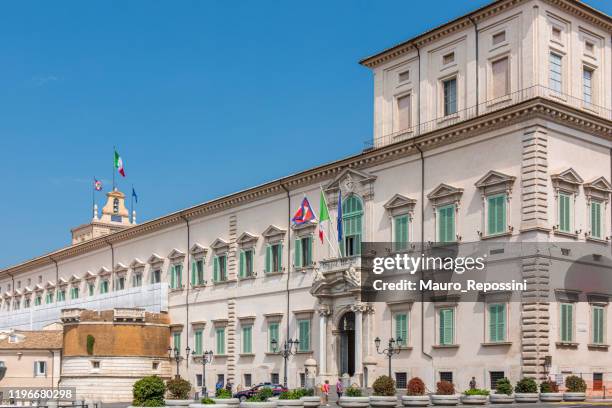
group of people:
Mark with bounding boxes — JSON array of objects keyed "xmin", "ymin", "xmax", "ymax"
[
  {"xmin": 319, "ymin": 379, "xmax": 344, "ymax": 406},
  {"xmin": 216, "ymin": 379, "xmax": 233, "ymax": 393}
]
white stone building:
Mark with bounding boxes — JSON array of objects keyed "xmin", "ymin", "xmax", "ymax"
[{"xmin": 0, "ymin": 0, "xmax": 611, "ymax": 398}]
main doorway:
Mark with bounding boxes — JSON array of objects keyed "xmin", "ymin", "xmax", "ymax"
[{"xmin": 338, "ymin": 311, "xmax": 355, "ymax": 376}]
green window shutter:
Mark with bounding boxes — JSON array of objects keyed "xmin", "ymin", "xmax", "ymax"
[
  {"xmin": 559, "ymin": 194, "xmax": 571, "ymax": 232},
  {"xmin": 195, "ymin": 330, "xmax": 202, "ymax": 355},
  {"xmin": 277, "ymin": 243, "xmax": 283, "ymax": 271},
  {"xmin": 298, "ymin": 320, "xmax": 310, "ymax": 351},
  {"xmin": 394, "ymin": 215, "xmax": 409, "ymax": 250},
  {"xmin": 239, "ymin": 250, "xmax": 246, "ymax": 278},
  {"xmin": 191, "ymin": 261, "xmax": 196, "ymax": 285},
  {"xmin": 489, "ymin": 304, "xmax": 505, "ymax": 342},
  {"xmin": 216, "ymin": 328, "xmax": 225, "ymax": 355},
  {"xmin": 269, "ymin": 323, "xmax": 279, "ymax": 352},
  {"xmin": 561, "ymin": 303, "xmax": 573, "ymax": 342},
  {"xmin": 176, "ymin": 265, "xmax": 182, "ymax": 287},
  {"xmin": 213, "ymin": 256, "xmax": 219, "ymax": 282},
  {"xmin": 170, "ymin": 265, "xmax": 176, "ymax": 288},
  {"xmin": 173, "ymin": 332, "xmax": 181, "ymax": 352},
  {"xmin": 593, "ymin": 307, "xmax": 604, "ymax": 344},
  {"xmin": 243, "ymin": 326, "xmax": 252, "ymax": 354},
  {"xmin": 294, "ymin": 238, "xmax": 302, "ymax": 268},
  {"xmin": 440, "ymin": 308, "xmax": 454, "ymax": 345},
  {"xmin": 395, "ymin": 314, "xmax": 407, "ymax": 345},
  {"xmin": 305, "ymin": 236, "xmax": 313, "ymax": 265},
  {"xmin": 439, "ymin": 206, "xmax": 455, "ymax": 243},
  {"xmin": 265, "ymin": 245, "xmax": 272, "ymax": 273},
  {"xmin": 592, "ymin": 201, "xmax": 602, "ymax": 238},
  {"xmin": 488, "ymin": 195, "xmax": 506, "ymax": 235}
]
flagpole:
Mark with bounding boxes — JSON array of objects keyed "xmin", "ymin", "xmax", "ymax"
[
  {"xmin": 130, "ymin": 184, "xmax": 134, "ymax": 224},
  {"xmin": 319, "ymin": 185, "xmax": 342, "ymax": 258},
  {"xmin": 112, "ymin": 146, "xmax": 116, "ymax": 191},
  {"xmin": 92, "ymin": 177, "xmax": 95, "ymax": 219}
]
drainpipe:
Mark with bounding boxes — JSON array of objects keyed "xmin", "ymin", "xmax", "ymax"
[
  {"xmin": 415, "ymin": 44, "xmax": 421, "ymax": 136},
  {"xmin": 105, "ymin": 239, "xmax": 114, "ymax": 291},
  {"xmin": 181, "ymin": 215, "xmax": 191, "ymax": 368},
  {"xmin": 468, "ymin": 16, "xmax": 479, "ymax": 114},
  {"xmin": 280, "ymin": 183, "xmax": 291, "ymax": 344}
]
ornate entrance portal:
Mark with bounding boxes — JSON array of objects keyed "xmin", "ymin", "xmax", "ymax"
[{"xmin": 338, "ymin": 311, "xmax": 355, "ymax": 376}]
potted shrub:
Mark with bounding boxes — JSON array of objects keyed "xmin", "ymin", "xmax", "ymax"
[
  {"xmin": 461, "ymin": 389, "xmax": 489, "ymax": 405},
  {"xmin": 277, "ymin": 390, "xmax": 305, "ymax": 408},
  {"xmin": 539, "ymin": 380, "xmax": 562, "ymax": 402},
  {"xmin": 401, "ymin": 377, "xmax": 429, "ymax": 407},
  {"xmin": 214, "ymin": 388, "xmax": 240, "ymax": 408},
  {"xmin": 190, "ymin": 397, "xmax": 229, "ymax": 408},
  {"xmin": 240, "ymin": 387, "xmax": 276, "ymax": 408},
  {"xmin": 489, "ymin": 378, "xmax": 514, "ymax": 404},
  {"xmin": 165, "ymin": 378, "xmax": 193, "ymax": 407},
  {"xmin": 297, "ymin": 389, "xmax": 319, "ymax": 408},
  {"xmin": 370, "ymin": 376, "xmax": 398, "ymax": 408},
  {"xmin": 430, "ymin": 381, "xmax": 458, "ymax": 406},
  {"xmin": 563, "ymin": 375, "xmax": 586, "ymax": 401},
  {"xmin": 514, "ymin": 378, "xmax": 538, "ymax": 403},
  {"xmin": 338, "ymin": 386, "xmax": 368, "ymax": 408},
  {"xmin": 131, "ymin": 375, "xmax": 167, "ymax": 408}
]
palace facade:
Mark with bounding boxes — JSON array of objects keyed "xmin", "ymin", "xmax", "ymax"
[{"xmin": 0, "ymin": 0, "xmax": 611, "ymax": 400}]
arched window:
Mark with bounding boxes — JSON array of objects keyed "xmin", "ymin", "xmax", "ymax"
[
  {"xmin": 342, "ymin": 195, "xmax": 363, "ymax": 256},
  {"xmin": 113, "ymin": 198, "xmax": 119, "ymax": 214}
]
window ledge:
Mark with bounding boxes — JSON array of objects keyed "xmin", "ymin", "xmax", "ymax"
[
  {"xmin": 587, "ymin": 343, "xmax": 609, "ymax": 350},
  {"xmin": 212, "ymin": 279, "xmax": 236, "ymax": 286},
  {"xmin": 169, "ymin": 287, "xmax": 185, "ymax": 293},
  {"xmin": 238, "ymin": 275, "xmax": 256, "ymax": 281},
  {"xmin": 555, "ymin": 341, "xmax": 579, "ymax": 349},
  {"xmin": 239, "ymin": 353, "xmax": 255, "ymax": 357},
  {"xmin": 553, "ymin": 230, "xmax": 579, "ymax": 239},
  {"xmin": 191, "ymin": 283, "xmax": 207, "ymax": 288},
  {"xmin": 294, "ymin": 266, "xmax": 315, "ymax": 273},
  {"xmin": 397, "ymin": 346, "xmax": 413, "ymax": 351},
  {"xmin": 481, "ymin": 231, "xmax": 512, "ymax": 240},
  {"xmin": 586, "ymin": 237, "xmax": 609, "ymax": 245},
  {"xmin": 265, "ymin": 352, "xmax": 281, "ymax": 356},
  {"xmin": 432, "ymin": 344, "xmax": 459, "ymax": 349},
  {"xmin": 296, "ymin": 350, "xmax": 314, "ymax": 354},
  {"xmin": 214, "ymin": 354, "xmax": 228, "ymax": 358},
  {"xmin": 481, "ymin": 341, "xmax": 512, "ymax": 347},
  {"xmin": 264, "ymin": 271, "xmax": 284, "ymax": 277},
  {"xmin": 437, "ymin": 113, "xmax": 460, "ymax": 124}
]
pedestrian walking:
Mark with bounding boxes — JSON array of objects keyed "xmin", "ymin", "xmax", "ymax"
[
  {"xmin": 336, "ymin": 378, "xmax": 344, "ymax": 399},
  {"xmin": 321, "ymin": 380, "xmax": 330, "ymax": 406}
]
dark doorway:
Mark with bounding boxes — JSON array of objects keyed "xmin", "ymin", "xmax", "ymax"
[{"xmin": 338, "ymin": 311, "xmax": 355, "ymax": 376}]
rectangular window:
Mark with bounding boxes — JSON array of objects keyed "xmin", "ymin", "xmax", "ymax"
[
  {"xmin": 34, "ymin": 361, "xmax": 47, "ymax": 376},
  {"xmin": 397, "ymin": 94, "xmax": 411, "ymax": 131},
  {"xmin": 593, "ymin": 373, "xmax": 603, "ymax": 391},
  {"xmin": 100, "ymin": 280, "xmax": 109, "ymax": 294},
  {"xmin": 438, "ymin": 204, "xmax": 456, "ymax": 243},
  {"xmin": 117, "ymin": 276, "xmax": 125, "ymax": 290},
  {"xmin": 491, "ymin": 57, "xmax": 509, "ymax": 98},
  {"xmin": 244, "ymin": 373, "xmax": 252, "ymax": 387},
  {"xmin": 443, "ymin": 78, "xmax": 457, "ymax": 116},
  {"xmin": 34, "ymin": 296, "xmax": 41, "ymax": 306},
  {"xmin": 489, "ymin": 303, "xmax": 506, "ymax": 342},
  {"xmin": 268, "ymin": 322, "xmax": 279, "ymax": 352},
  {"xmin": 398, "ymin": 70, "xmax": 410, "ymax": 83},
  {"xmin": 170, "ymin": 264, "xmax": 182, "ymax": 289},
  {"xmin": 440, "ymin": 372, "xmax": 453, "ymax": 384},
  {"xmin": 490, "ymin": 371, "xmax": 505, "ymax": 389},
  {"xmin": 266, "ymin": 243, "xmax": 283, "ymax": 273},
  {"xmin": 152, "ymin": 269, "xmax": 161, "ymax": 284},
  {"xmin": 70, "ymin": 287, "xmax": 79, "ymax": 300},
  {"xmin": 439, "ymin": 308, "xmax": 454, "ymax": 345},
  {"xmin": 442, "ymin": 52, "xmax": 455, "ymax": 65},
  {"xmin": 487, "ymin": 194, "xmax": 507, "ymax": 235},
  {"xmin": 394, "ymin": 214, "xmax": 410, "ymax": 251},
  {"xmin": 216, "ymin": 328, "xmax": 225, "ymax": 355},
  {"xmin": 300, "ymin": 373, "xmax": 306, "ymax": 388},
  {"xmin": 24, "ymin": 298, "xmax": 30, "ymax": 308},
  {"xmin": 558, "ymin": 193, "xmax": 572, "ymax": 233},
  {"xmin": 395, "ymin": 313, "xmax": 408, "ymax": 346},
  {"xmin": 195, "ymin": 259, "xmax": 205, "ymax": 285},
  {"xmin": 194, "ymin": 330, "xmax": 203, "ymax": 355},
  {"xmin": 294, "ymin": 236, "xmax": 313, "ymax": 269},
  {"xmin": 591, "ymin": 200, "xmax": 603, "ymax": 239},
  {"xmin": 492, "ymin": 31, "xmax": 506, "ymax": 45},
  {"xmin": 560, "ymin": 303, "xmax": 574, "ymax": 342},
  {"xmin": 88, "ymin": 283, "xmax": 95, "ymax": 296},
  {"xmin": 57, "ymin": 290, "xmax": 66, "ymax": 302},
  {"xmin": 298, "ymin": 319, "xmax": 311, "ymax": 351},
  {"xmin": 45, "ymin": 292, "xmax": 54, "ymax": 304},
  {"xmin": 213, "ymin": 255, "xmax": 228, "ymax": 282},
  {"xmin": 271, "ymin": 373, "xmax": 279, "ymax": 384},
  {"xmin": 196, "ymin": 374, "xmax": 203, "ymax": 387},
  {"xmin": 592, "ymin": 306, "xmax": 605, "ymax": 344},
  {"xmin": 239, "ymin": 250, "xmax": 254, "ymax": 278},
  {"xmin": 242, "ymin": 325, "xmax": 253, "ymax": 354},
  {"xmin": 549, "ymin": 53, "xmax": 563, "ymax": 92},
  {"xmin": 172, "ymin": 332, "xmax": 181, "ymax": 352},
  {"xmin": 133, "ymin": 273, "xmax": 142, "ymax": 287},
  {"xmin": 395, "ymin": 372, "xmax": 407, "ymax": 389},
  {"xmin": 583, "ymin": 67, "xmax": 593, "ymax": 104}
]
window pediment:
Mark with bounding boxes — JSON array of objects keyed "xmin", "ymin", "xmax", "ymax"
[
  {"xmin": 167, "ymin": 248, "xmax": 186, "ymax": 261},
  {"xmin": 130, "ymin": 258, "xmax": 146, "ymax": 270},
  {"xmin": 45, "ymin": 281, "xmax": 56, "ymax": 289},
  {"xmin": 384, "ymin": 194, "xmax": 416, "ymax": 217},
  {"xmin": 584, "ymin": 177, "xmax": 612, "ymax": 202},
  {"xmin": 190, "ymin": 243, "xmax": 208, "ymax": 257},
  {"xmin": 58, "ymin": 277, "xmax": 69, "ymax": 286},
  {"xmin": 551, "ymin": 168, "xmax": 583, "ymax": 194},
  {"xmin": 84, "ymin": 271, "xmax": 97, "ymax": 281},
  {"xmin": 262, "ymin": 225, "xmax": 286, "ymax": 242},
  {"xmin": 427, "ymin": 183, "xmax": 463, "ymax": 207},
  {"xmin": 291, "ymin": 220, "xmax": 317, "ymax": 233},
  {"xmin": 147, "ymin": 253, "xmax": 165, "ymax": 266},
  {"xmin": 33, "ymin": 284, "xmax": 44, "ymax": 292},
  {"xmin": 210, "ymin": 238, "xmax": 230, "ymax": 252},
  {"xmin": 212, "ymin": 318, "xmax": 229, "ymax": 327},
  {"xmin": 69, "ymin": 274, "xmax": 81, "ymax": 283},
  {"xmin": 98, "ymin": 267, "xmax": 111, "ymax": 276},
  {"xmin": 475, "ymin": 170, "xmax": 516, "ymax": 196},
  {"xmin": 324, "ymin": 168, "xmax": 377, "ymax": 203},
  {"xmin": 237, "ymin": 232, "xmax": 259, "ymax": 247},
  {"xmin": 114, "ymin": 263, "xmax": 128, "ymax": 274}
]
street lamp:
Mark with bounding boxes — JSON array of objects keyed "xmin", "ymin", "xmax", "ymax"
[
  {"xmin": 168, "ymin": 346, "xmax": 190, "ymax": 379},
  {"xmin": 271, "ymin": 338, "xmax": 299, "ymax": 388},
  {"xmin": 374, "ymin": 337, "xmax": 402, "ymax": 378},
  {"xmin": 200, "ymin": 351, "xmax": 214, "ymax": 397}
]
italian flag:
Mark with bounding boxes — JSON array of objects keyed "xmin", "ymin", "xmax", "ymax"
[
  {"xmin": 114, "ymin": 149, "xmax": 126, "ymax": 177},
  {"xmin": 318, "ymin": 188, "xmax": 330, "ymax": 244}
]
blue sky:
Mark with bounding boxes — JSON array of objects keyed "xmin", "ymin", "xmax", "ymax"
[{"xmin": 0, "ymin": 0, "xmax": 609, "ymax": 268}]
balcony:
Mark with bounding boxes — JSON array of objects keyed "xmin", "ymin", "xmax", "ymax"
[
  {"xmin": 366, "ymin": 85, "xmax": 611, "ymax": 149},
  {"xmin": 318, "ymin": 255, "xmax": 361, "ymax": 274}
]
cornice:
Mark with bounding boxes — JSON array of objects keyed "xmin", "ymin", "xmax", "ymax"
[
  {"xmin": 542, "ymin": 0, "xmax": 612, "ymax": 31},
  {"xmin": 2, "ymin": 98, "xmax": 610, "ymax": 277}
]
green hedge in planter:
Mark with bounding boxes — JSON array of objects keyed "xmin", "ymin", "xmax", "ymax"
[
  {"xmin": 372, "ymin": 376, "xmax": 396, "ymax": 396},
  {"xmin": 406, "ymin": 378, "xmax": 425, "ymax": 396},
  {"xmin": 279, "ymin": 390, "xmax": 304, "ymax": 400},
  {"xmin": 215, "ymin": 389, "xmax": 232, "ymax": 399},
  {"xmin": 297, "ymin": 388, "xmax": 314, "ymax": 397},
  {"xmin": 463, "ymin": 389, "xmax": 490, "ymax": 396},
  {"xmin": 495, "ymin": 378, "xmax": 513, "ymax": 396},
  {"xmin": 514, "ymin": 378, "xmax": 537, "ymax": 394},
  {"xmin": 167, "ymin": 378, "xmax": 192, "ymax": 400},
  {"xmin": 247, "ymin": 387, "xmax": 273, "ymax": 402},
  {"xmin": 133, "ymin": 375, "xmax": 166, "ymax": 407},
  {"xmin": 344, "ymin": 387, "xmax": 362, "ymax": 397},
  {"xmin": 540, "ymin": 380, "xmax": 559, "ymax": 393},
  {"xmin": 200, "ymin": 397, "xmax": 216, "ymax": 404},
  {"xmin": 435, "ymin": 381, "xmax": 454, "ymax": 395},
  {"xmin": 565, "ymin": 376, "xmax": 586, "ymax": 393}
]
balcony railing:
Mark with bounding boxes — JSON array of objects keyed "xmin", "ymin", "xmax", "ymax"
[
  {"xmin": 318, "ymin": 255, "xmax": 361, "ymax": 274},
  {"xmin": 366, "ymin": 85, "xmax": 611, "ymax": 149}
]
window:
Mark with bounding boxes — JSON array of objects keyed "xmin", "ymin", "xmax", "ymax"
[
  {"xmin": 268, "ymin": 322, "xmax": 279, "ymax": 352},
  {"xmin": 491, "ymin": 57, "xmax": 509, "ymax": 98},
  {"xmin": 88, "ymin": 282, "xmax": 95, "ymax": 296},
  {"xmin": 439, "ymin": 308, "xmax": 454, "ymax": 345},
  {"xmin": 151, "ymin": 269, "xmax": 161, "ymax": 284},
  {"xmin": 172, "ymin": 332, "xmax": 181, "ymax": 352},
  {"xmin": 442, "ymin": 52, "xmax": 455, "ymax": 65},
  {"xmin": 271, "ymin": 373, "xmax": 279, "ymax": 384},
  {"xmin": 239, "ymin": 249, "xmax": 254, "ymax": 278},
  {"xmin": 34, "ymin": 296, "xmax": 41, "ymax": 306},
  {"xmin": 265, "ymin": 243, "xmax": 283, "ymax": 273},
  {"xmin": 213, "ymin": 255, "xmax": 228, "ymax": 282},
  {"xmin": 558, "ymin": 192, "xmax": 572, "ymax": 233},
  {"xmin": 216, "ymin": 328, "xmax": 225, "ymax": 355},
  {"xmin": 116, "ymin": 276, "xmax": 125, "ymax": 290},
  {"xmin": 398, "ymin": 70, "xmax": 410, "ymax": 82},
  {"xmin": 244, "ymin": 374, "xmax": 252, "ymax": 387},
  {"xmin": 487, "ymin": 194, "xmax": 507, "ymax": 235},
  {"xmin": 70, "ymin": 287, "xmax": 79, "ymax": 300},
  {"xmin": 488, "ymin": 303, "xmax": 506, "ymax": 342},
  {"xmin": 552, "ymin": 26, "xmax": 561, "ymax": 40},
  {"xmin": 194, "ymin": 330, "xmax": 203, "ymax": 355},
  {"xmin": 395, "ymin": 372, "xmax": 407, "ymax": 389},
  {"xmin": 394, "ymin": 214, "xmax": 410, "ymax": 251},
  {"xmin": 91, "ymin": 361, "xmax": 100, "ymax": 369},
  {"xmin": 492, "ymin": 31, "xmax": 506, "ymax": 45},
  {"xmin": 440, "ymin": 372, "xmax": 453, "ymax": 384},
  {"xmin": 583, "ymin": 67, "xmax": 593, "ymax": 104},
  {"xmin": 395, "ymin": 313, "xmax": 408, "ymax": 346},
  {"xmin": 99, "ymin": 280, "xmax": 109, "ymax": 294},
  {"xmin": 592, "ymin": 306, "xmax": 605, "ymax": 344},
  {"xmin": 590, "ymin": 200, "xmax": 603, "ymax": 239},
  {"xmin": 396, "ymin": 94, "xmax": 411, "ymax": 131},
  {"xmin": 560, "ymin": 303, "xmax": 574, "ymax": 342},
  {"xmin": 13, "ymin": 299, "xmax": 20, "ymax": 310},
  {"xmin": 45, "ymin": 292, "xmax": 54, "ymax": 304},
  {"xmin": 170, "ymin": 264, "xmax": 183, "ymax": 289},
  {"xmin": 342, "ymin": 195, "xmax": 363, "ymax": 257},
  {"xmin": 298, "ymin": 319, "xmax": 311, "ymax": 351},
  {"xmin": 192, "ymin": 259, "xmax": 205, "ymax": 285},
  {"xmin": 585, "ymin": 41, "xmax": 594, "ymax": 53},
  {"xmin": 294, "ymin": 236, "xmax": 313, "ymax": 269},
  {"xmin": 196, "ymin": 374, "xmax": 203, "ymax": 387},
  {"xmin": 133, "ymin": 273, "xmax": 142, "ymax": 287},
  {"xmin": 438, "ymin": 204, "xmax": 456, "ymax": 243},
  {"xmin": 152, "ymin": 361, "xmax": 159, "ymax": 370},
  {"xmin": 443, "ymin": 78, "xmax": 457, "ymax": 116},
  {"xmin": 34, "ymin": 361, "xmax": 47, "ymax": 376},
  {"xmin": 300, "ymin": 373, "xmax": 306, "ymax": 388},
  {"xmin": 242, "ymin": 325, "xmax": 253, "ymax": 354},
  {"xmin": 57, "ymin": 289, "xmax": 65, "ymax": 302},
  {"xmin": 549, "ymin": 53, "xmax": 562, "ymax": 92},
  {"xmin": 24, "ymin": 298, "xmax": 30, "ymax": 308},
  {"xmin": 490, "ymin": 371, "xmax": 505, "ymax": 389},
  {"xmin": 593, "ymin": 373, "xmax": 603, "ymax": 391}
]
